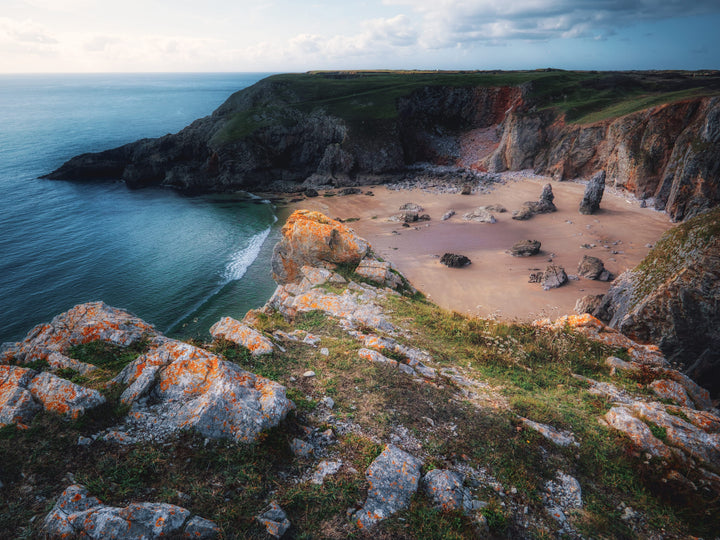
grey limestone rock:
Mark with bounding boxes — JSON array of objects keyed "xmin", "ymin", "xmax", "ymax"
[
  {"xmin": 541, "ymin": 265, "xmax": 568, "ymax": 290},
  {"xmin": 579, "ymin": 170, "xmax": 606, "ymax": 215},
  {"xmin": 574, "ymin": 294, "xmax": 604, "ymax": 315},
  {"xmin": 43, "ymin": 484, "xmax": 219, "ymax": 539},
  {"xmin": 352, "ymin": 445, "xmax": 423, "ymax": 529},
  {"xmin": 257, "ymin": 501, "xmax": 291, "ymax": 538},
  {"xmin": 462, "ymin": 207, "xmax": 497, "ymax": 223},
  {"xmin": 512, "ymin": 183, "xmax": 557, "ymax": 220},
  {"xmin": 423, "ymin": 469, "xmax": 480, "ymax": 513}
]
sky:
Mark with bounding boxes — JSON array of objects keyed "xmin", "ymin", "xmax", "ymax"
[{"xmin": 1, "ymin": 0, "xmax": 719, "ymax": 73}]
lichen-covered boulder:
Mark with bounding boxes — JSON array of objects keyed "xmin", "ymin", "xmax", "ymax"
[
  {"xmin": 28, "ymin": 372, "xmax": 105, "ymax": 419},
  {"xmin": 257, "ymin": 501, "xmax": 291, "ymax": 538},
  {"xmin": 271, "ymin": 210, "xmax": 369, "ymax": 285},
  {"xmin": 0, "ymin": 365, "xmax": 41, "ymax": 428},
  {"xmin": 0, "ymin": 301, "xmax": 156, "ymax": 365},
  {"xmin": 108, "ymin": 340, "xmax": 294, "ymax": 444},
  {"xmin": 352, "ymin": 445, "xmax": 423, "ymax": 529},
  {"xmin": 209, "ymin": 317, "xmax": 273, "ymax": 355},
  {"xmin": 423, "ymin": 469, "xmax": 479, "ymax": 513},
  {"xmin": 43, "ymin": 484, "xmax": 219, "ymax": 539}
]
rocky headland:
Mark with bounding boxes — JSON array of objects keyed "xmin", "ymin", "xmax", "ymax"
[
  {"xmin": 45, "ymin": 70, "xmax": 720, "ymax": 221},
  {"xmin": 1, "ymin": 210, "xmax": 719, "ymax": 538}
]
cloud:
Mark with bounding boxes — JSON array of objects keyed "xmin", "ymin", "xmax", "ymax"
[
  {"xmin": 383, "ymin": 0, "xmax": 720, "ymax": 46},
  {"xmin": 0, "ymin": 17, "xmax": 57, "ymax": 47}
]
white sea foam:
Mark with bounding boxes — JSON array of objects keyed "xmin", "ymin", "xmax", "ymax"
[{"xmin": 222, "ymin": 226, "xmax": 272, "ymax": 282}]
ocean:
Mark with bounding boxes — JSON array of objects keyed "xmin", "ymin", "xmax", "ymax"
[{"xmin": 0, "ymin": 73, "xmax": 281, "ymax": 343}]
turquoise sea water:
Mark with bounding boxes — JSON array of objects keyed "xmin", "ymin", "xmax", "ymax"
[{"xmin": 0, "ymin": 73, "xmax": 281, "ymax": 343}]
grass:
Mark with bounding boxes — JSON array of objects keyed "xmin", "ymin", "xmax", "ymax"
[{"xmin": 2, "ymin": 279, "xmax": 719, "ymax": 538}]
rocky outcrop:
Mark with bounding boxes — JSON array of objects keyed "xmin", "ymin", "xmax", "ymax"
[
  {"xmin": 43, "ymin": 484, "xmax": 219, "ymax": 539},
  {"xmin": 0, "ymin": 302, "xmax": 294, "ymax": 443},
  {"xmin": 579, "ymin": 170, "xmax": 606, "ymax": 214},
  {"xmin": 352, "ymin": 445, "xmax": 423, "ymax": 529},
  {"xmin": 594, "ymin": 208, "xmax": 720, "ymax": 395},
  {"xmin": 271, "ymin": 210, "xmax": 369, "ymax": 285}
]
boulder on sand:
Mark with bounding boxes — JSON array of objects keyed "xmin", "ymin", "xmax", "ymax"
[
  {"xmin": 513, "ymin": 183, "xmax": 557, "ymax": 220},
  {"xmin": 542, "ymin": 265, "xmax": 568, "ymax": 290},
  {"xmin": 510, "ymin": 240, "xmax": 541, "ymax": 257},
  {"xmin": 577, "ymin": 255, "xmax": 613, "ymax": 281},
  {"xmin": 579, "ymin": 170, "xmax": 605, "ymax": 215},
  {"xmin": 440, "ymin": 253, "xmax": 472, "ymax": 268}
]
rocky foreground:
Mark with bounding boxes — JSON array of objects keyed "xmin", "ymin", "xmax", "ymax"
[{"xmin": 1, "ymin": 210, "xmax": 719, "ymax": 538}]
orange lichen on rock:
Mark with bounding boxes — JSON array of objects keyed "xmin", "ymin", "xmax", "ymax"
[
  {"xmin": 209, "ymin": 317, "xmax": 273, "ymax": 356},
  {"xmin": 271, "ymin": 210, "xmax": 369, "ymax": 285}
]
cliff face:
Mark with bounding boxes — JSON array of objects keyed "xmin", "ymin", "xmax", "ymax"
[
  {"xmin": 595, "ymin": 208, "xmax": 720, "ymax": 395},
  {"xmin": 486, "ymin": 97, "xmax": 720, "ymax": 221},
  {"xmin": 45, "ymin": 73, "xmax": 720, "ymax": 220}
]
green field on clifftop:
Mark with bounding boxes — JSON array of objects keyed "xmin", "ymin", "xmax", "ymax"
[{"xmin": 215, "ymin": 69, "xmax": 720, "ymax": 143}]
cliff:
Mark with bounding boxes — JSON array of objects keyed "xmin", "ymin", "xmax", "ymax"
[
  {"xmin": 1, "ymin": 211, "xmax": 719, "ymax": 538},
  {"xmin": 45, "ymin": 70, "xmax": 720, "ymax": 220},
  {"xmin": 595, "ymin": 207, "xmax": 720, "ymax": 396}
]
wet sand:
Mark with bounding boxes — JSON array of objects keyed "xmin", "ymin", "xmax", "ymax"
[{"xmin": 291, "ymin": 174, "xmax": 672, "ymax": 322}]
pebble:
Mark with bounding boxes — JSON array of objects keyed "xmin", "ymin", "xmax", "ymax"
[
  {"xmin": 320, "ymin": 347, "xmax": 329, "ymax": 356},
  {"xmin": 303, "ymin": 371, "xmax": 315, "ymax": 378}
]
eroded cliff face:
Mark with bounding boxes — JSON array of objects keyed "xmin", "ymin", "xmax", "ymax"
[
  {"xmin": 487, "ymin": 97, "xmax": 720, "ymax": 221},
  {"xmin": 595, "ymin": 208, "xmax": 720, "ymax": 396},
  {"xmin": 45, "ymin": 75, "xmax": 720, "ymax": 220}
]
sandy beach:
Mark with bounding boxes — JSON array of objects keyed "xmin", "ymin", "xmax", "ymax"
[{"xmin": 290, "ymin": 173, "xmax": 672, "ymax": 322}]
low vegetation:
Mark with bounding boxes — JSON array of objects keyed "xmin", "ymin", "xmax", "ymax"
[{"xmin": 2, "ymin": 276, "xmax": 718, "ymax": 538}]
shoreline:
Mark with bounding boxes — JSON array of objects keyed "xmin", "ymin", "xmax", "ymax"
[{"xmin": 274, "ymin": 172, "xmax": 672, "ymax": 322}]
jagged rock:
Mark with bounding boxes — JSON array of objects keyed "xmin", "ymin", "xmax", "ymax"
[
  {"xmin": 461, "ymin": 183, "xmax": 472, "ymax": 195},
  {"xmin": 650, "ymin": 379, "xmax": 695, "ymax": 408},
  {"xmin": 512, "ymin": 183, "xmax": 557, "ymax": 220},
  {"xmin": 312, "ymin": 459, "xmax": 343, "ymax": 485},
  {"xmin": 423, "ymin": 469, "xmax": 480, "ymax": 513},
  {"xmin": 541, "ymin": 265, "xmax": 568, "ymax": 290},
  {"xmin": 440, "ymin": 253, "xmax": 471, "ymax": 268},
  {"xmin": 43, "ymin": 484, "xmax": 219, "ymax": 539},
  {"xmin": 519, "ymin": 417, "xmax": 579, "ymax": 447},
  {"xmin": 355, "ymin": 259, "xmax": 403, "ymax": 290},
  {"xmin": 574, "ymin": 294, "xmax": 604, "ymax": 315},
  {"xmin": 544, "ymin": 471, "xmax": 582, "ymax": 525},
  {"xmin": 441, "ymin": 210, "xmax": 455, "ymax": 221},
  {"xmin": 579, "ymin": 170, "xmax": 606, "ymax": 215},
  {"xmin": 257, "ymin": 501, "xmax": 291, "ymax": 538},
  {"xmin": 0, "ymin": 366, "xmax": 41, "ymax": 428},
  {"xmin": 577, "ymin": 255, "xmax": 612, "ymax": 281},
  {"xmin": 28, "ymin": 372, "xmax": 105, "ymax": 419},
  {"xmin": 605, "ymin": 356, "xmax": 640, "ymax": 375},
  {"xmin": 46, "ymin": 352, "xmax": 97, "ymax": 375},
  {"xmin": 209, "ymin": 317, "xmax": 273, "ymax": 355},
  {"xmin": 594, "ymin": 209, "xmax": 720, "ymax": 396},
  {"xmin": 358, "ymin": 348, "xmax": 416, "ymax": 376},
  {"xmin": 462, "ymin": 207, "xmax": 497, "ymax": 223},
  {"xmin": 290, "ymin": 438, "xmax": 314, "ymax": 458},
  {"xmin": 1, "ymin": 301, "xmax": 156, "ymax": 365},
  {"xmin": 510, "ymin": 239, "xmax": 541, "ymax": 257},
  {"xmin": 270, "ymin": 210, "xmax": 369, "ymax": 285},
  {"xmin": 485, "ymin": 204, "xmax": 507, "ymax": 213},
  {"xmin": 268, "ymin": 285, "xmax": 395, "ymax": 334},
  {"xmin": 352, "ymin": 445, "xmax": 423, "ymax": 529},
  {"xmin": 304, "ymin": 187, "xmax": 319, "ymax": 197},
  {"xmin": 399, "ymin": 203, "xmax": 424, "ymax": 213},
  {"xmin": 108, "ymin": 339, "xmax": 294, "ymax": 443},
  {"xmin": 339, "ymin": 187, "xmax": 362, "ymax": 195}
]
